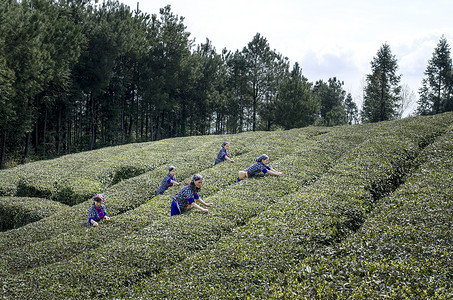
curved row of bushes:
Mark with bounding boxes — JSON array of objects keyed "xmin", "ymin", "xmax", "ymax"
[
  {"xmin": 0, "ymin": 197, "xmax": 68, "ymax": 231},
  {"xmin": 0, "ymin": 134, "xmax": 235, "ymax": 205},
  {"xmin": 1, "ymin": 113, "xmax": 452, "ymax": 299},
  {"xmin": 270, "ymin": 125, "xmax": 453, "ymax": 299}
]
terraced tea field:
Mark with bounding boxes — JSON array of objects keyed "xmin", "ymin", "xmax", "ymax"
[{"xmin": 1, "ymin": 113, "xmax": 452, "ymax": 299}]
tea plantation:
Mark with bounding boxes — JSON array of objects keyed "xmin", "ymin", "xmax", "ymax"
[{"xmin": 0, "ymin": 113, "xmax": 452, "ymax": 299}]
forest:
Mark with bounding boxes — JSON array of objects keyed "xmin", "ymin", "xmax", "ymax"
[{"xmin": 1, "ymin": 0, "xmax": 452, "ymax": 168}]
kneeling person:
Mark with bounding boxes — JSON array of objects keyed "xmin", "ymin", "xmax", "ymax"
[
  {"xmin": 238, "ymin": 154, "xmax": 282, "ymax": 181},
  {"xmin": 171, "ymin": 174, "xmax": 213, "ymax": 216}
]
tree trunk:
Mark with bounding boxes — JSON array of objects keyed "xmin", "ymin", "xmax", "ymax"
[
  {"xmin": 252, "ymin": 97, "xmax": 257, "ymax": 132},
  {"xmin": 135, "ymin": 89, "xmax": 139, "ymax": 142},
  {"xmin": 23, "ymin": 131, "xmax": 31, "ymax": 163},
  {"xmin": 56, "ymin": 107, "xmax": 61, "ymax": 155},
  {"xmin": 89, "ymin": 92, "xmax": 96, "ymax": 150},
  {"xmin": 43, "ymin": 108, "xmax": 47, "ymax": 155},
  {"xmin": 67, "ymin": 119, "xmax": 72, "ymax": 154},
  {"xmin": 150, "ymin": 112, "xmax": 154, "ymax": 141},
  {"xmin": 34, "ymin": 120, "xmax": 39, "ymax": 154},
  {"xmin": 121, "ymin": 95, "xmax": 125, "ymax": 144},
  {"xmin": 145, "ymin": 110, "xmax": 149, "ymax": 141},
  {"xmin": 0, "ymin": 129, "xmax": 6, "ymax": 169},
  {"xmin": 128, "ymin": 115, "xmax": 133, "ymax": 138}
]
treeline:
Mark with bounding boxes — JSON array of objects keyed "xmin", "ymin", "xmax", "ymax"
[{"xmin": 1, "ymin": 1, "xmax": 452, "ymax": 169}]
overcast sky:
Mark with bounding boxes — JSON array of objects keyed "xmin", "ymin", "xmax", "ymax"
[{"xmin": 119, "ymin": 0, "xmax": 453, "ymax": 115}]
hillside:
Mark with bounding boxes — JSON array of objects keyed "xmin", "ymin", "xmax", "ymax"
[{"xmin": 1, "ymin": 113, "xmax": 452, "ymax": 299}]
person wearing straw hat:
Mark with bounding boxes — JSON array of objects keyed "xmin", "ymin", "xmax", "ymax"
[
  {"xmin": 157, "ymin": 166, "xmax": 182, "ymax": 195},
  {"xmin": 238, "ymin": 154, "xmax": 282, "ymax": 181},
  {"xmin": 171, "ymin": 174, "xmax": 213, "ymax": 216}
]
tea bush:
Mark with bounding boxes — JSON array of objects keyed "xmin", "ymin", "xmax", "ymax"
[
  {"xmin": 270, "ymin": 125, "xmax": 453, "ymax": 299},
  {"xmin": 0, "ymin": 197, "xmax": 68, "ymax": 231},
  {"xmin": 0, "ymin": 135, "xmax": 226, "ymax": 253},
  {"xmin": 0, "ymin": 141, "xmax": 264, "ymax": 275}
]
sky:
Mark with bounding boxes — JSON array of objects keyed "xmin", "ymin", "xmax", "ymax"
[{"xmin": 119, "ymin": 0, "xmax": 453, "ymax": 116}]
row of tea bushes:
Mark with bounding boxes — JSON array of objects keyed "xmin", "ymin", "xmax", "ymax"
[
  {"xmin": 115, "ymin": 114, "xmax": 453, "ymax": 299},
  {"xmin": 270, "ymin": 125, "xmax": 453, "ymax": 299},
  {"xmin": 0, "ymin": 124, "xmax": 367, "ymax": 298},
  {"xmin": 0, "ymin": 134, "xmax": 233, "ymax": 253},
  {"xmin": 0, "ymin": 134, "xmax": 229, "ymax": 205},
  {"xmin": 0, "ymin": 142, "xmax": 151, "ymax": 199},
  {"xmin": 0, "ymin": 129, "xmax": 316, "ymax": 276},
  {"xmin": 0, "ymin": 197, "xmax": 68, "ymax": 231},
  {"xmin": 0, "ymin": 134, "xmax": 251, "ymax": 252}
]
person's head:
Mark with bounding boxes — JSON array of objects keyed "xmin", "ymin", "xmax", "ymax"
[
  {"xmin": 91, "ymin": 194, "xmax": 106, "ymax": 206},
  {"xmin": 92, "ymin": 195, "xmax": 104, "ymax": 207},
  {"xmin": 221, "ymin": 142, "xmax": 230, "ymax": 150},
  {"xmin": 168, "ymin": 166, "xmax": 176, "ymax": 176},
  {"xmin": 190, "ymin": 174, "xmax": 203, "ymax": 191},
  {"xmin": 256, "ymin": 154, "xmax": 269, "ymax": 164}
]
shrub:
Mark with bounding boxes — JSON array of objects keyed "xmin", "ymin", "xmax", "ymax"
[
  {"xmin": 269, "ymin": 124, "xmax": 453, "ymax": 299},
  {"xmin": 0, "ymin": 197, "xmax": 68, "ymax": 231}
]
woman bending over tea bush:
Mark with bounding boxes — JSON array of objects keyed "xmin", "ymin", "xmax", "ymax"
[
  {"xmin": 214, "ymin": 142, "xmax": 234, "ymax": 165},
  {"xmin": 238, "ymin": 154, "xmax": 282, "ymax": 181},
  {"xmin": 171, "ymin": 174, "xmax": 213, "ymax": 216},
  {"xmin": 87, "ymin": 194, "xmax": 111, "ymax": 227},
  {"xmin": 157, "ymin": 165, "xmax": 182, "ymax": 195}
]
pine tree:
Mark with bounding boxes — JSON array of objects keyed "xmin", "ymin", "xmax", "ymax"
[
  {"xmin": 361, "ymin": 43, "xmax": 401, "ymax": 123},
  {"xmin": 344, "ymin": 93, "xmax": 358, "ymax": 124},
  {"xmin": 313, "ymin": 77, "xmax": 347, "ymax": 126},
  {"xmin": 416, "ymin": 35, "xmax": 453, "ymax": 115},
  {"xmin": 243, "ymin": 33, "xmax": 276, "ymax": 131},
  {"xmin": 274, "ymin": 62, "xmax": 317, "ymax": 129}
]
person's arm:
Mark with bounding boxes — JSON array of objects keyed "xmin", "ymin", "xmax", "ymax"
[
  {"xmin": 171, "ymin": 179, "xmax": 183, "ymax": 186},
  {"xmin": 225, "ymin": 154, "xmax": 234, "ymax": 163},
  {"xmin": 191, "ymin": 202, "xmax": 209, "ymax": 213},
  {"xmin": 266, "ymin": 169, "xmax": 283, "ymax": 176},
  {"xmin": 190, "ymin": 193, "xmax": 212, "ymax": 213},
  {"xmin": 197, "ymin": 197, "xmax": 213, "ymax": 207},
  {"xmin": 102, "ymin": 205, "xmax": 111, "ymax": 221},
  {"xmin": 263, "ymin": 165, "xmax": 282, "ymax": 176}
]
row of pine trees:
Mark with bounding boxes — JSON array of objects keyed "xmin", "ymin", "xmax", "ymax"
[{"xmin": 1, "ymin": 0, "xmax": 452, "ymax": 168}]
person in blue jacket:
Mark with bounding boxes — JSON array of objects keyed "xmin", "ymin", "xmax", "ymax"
[
  {"xmin": 238, "ymin": 154, "xmax": 282, "ymax": 181},
  {"xmin": 171, "ymin": 174, "xmax": 213, "ymax": 216},
  {"xmin": 87, "ymin": 194, "xmax": 111, "ymax": 227},
  {"xmin": 157, "ymin": 166, "xmax": 182, "ymax": 195},
  {"xmin": 214, "ymin": 142, "xmax": 234, "ymax": 165}
]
